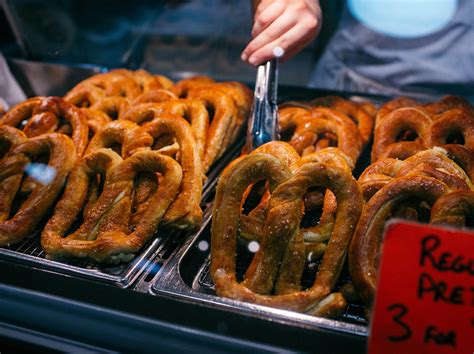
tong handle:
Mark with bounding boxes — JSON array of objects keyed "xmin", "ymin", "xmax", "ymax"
[{"xmin": 246, "ymin": 58, "xmax": 280, "ymax": 152}]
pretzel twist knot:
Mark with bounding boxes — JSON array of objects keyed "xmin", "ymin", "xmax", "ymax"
[
  {"xmin": 119, "ymin": 103, "xmax": 204, "ymax": 229},
  {"xmin": 351, "ymin": 148, "xmax": 474, "ymax": 309},
  {"xmin": 41, "ymin": 149, "xmax": 182, "ymax": 263},
  {"xmin": 430, "ymin": 190, "xmax": 474, "ymax": 227},
  {"xmin": 0, "ymin": 131, "xmax": 76, "ymax": 246},
  {"xmin": 0, "ymin": 96, "xmax": 89, "ymax": 157},
  {"xmin": 372, "ymin": 96, "xmax": 474, "ymax": 161},
  {"xmin": 279, "ymin": 106, "xmax": 364, "ymax": 165},
  {"xmin": 211, "ymin": 152, "xmax": 363, "ymax": 315}
]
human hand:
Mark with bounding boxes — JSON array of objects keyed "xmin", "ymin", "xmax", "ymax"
[{"xmin": 241, "ymin": 0, "xmax": 322, "ymax": 65}]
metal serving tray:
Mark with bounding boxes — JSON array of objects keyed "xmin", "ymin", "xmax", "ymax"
[
  {"xmin": 150, "ymin": 204, "xmax": 368, "ymax": 336},
  {"xmin": 0, "ymin": 139, "xmax": 242, "ymax": 288},
  {"xmin": 144, "ymin": 89, "xmax": 395, "ymax": 335},
  {"xmin": 0, "ymin": 58, "xmax": 243, "ymax": 287}
]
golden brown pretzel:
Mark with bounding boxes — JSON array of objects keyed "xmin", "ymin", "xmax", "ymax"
[
  {"xmin": 89, "ymin": 97, "xmax": 130, "ymax": 120},
  {"xmin": 289, "ymin": 107, "xmax": 363, "ymax": 165},
  {"xmin": 359, "ymin": 148, "xmax": 473, "ymax": 202},
  {"xmin": 0, "ymin": 126, "xmax": 28, "ymax": 228},
  {"xmin": 239, "ymin": 142, "xmax": 301, "ymax": 241},
  {"xmin": 41, "ymin": 149, "xmax": 182, "ymax": 263},
  {"xmin": 132, "ymin": 89, "xmax": 178, "ymax": 105},
  {"xmin": 121, "ymin": 100, "xmax": 209, "ymax": 163},
  {"xmin": 0, "ymin": 126, "xmax": 27, "ymax": 158},
  {"xmin": 278, "ymin": 106, "xmax": 311, "ymax": 139},
  {"xmin": 240, "ymin": 145, "xmax": 355, "ymax": 250},
  {"xmin": 375, "ymin": 97, "xmax": 418, "ymax": 128},
  {"xmin": 309, "ymin": 96, "xmax": 375, "ymax": 146},
  {"xmin": 212, "ymin": 153, "xmax": 363, "ymax": 315},
  {"xmin": 111, "ymin": 69, "xmax": 172, "ymax": 92},
  {"xmin": 0, "ymin": 96, "xmax": 89, "ymax": 157},
  {"xmin": 293, "ymin": 148, "xmax": 354, "ymax": 248},
  {"xmin": 65, "ymin": 69, "xmax": 172, "ymax": 107},
  {"xmin": 373, "ymin": 96, "xmax": 474, "ymax": 162},
  {"xmin": 350, "ymin": 175, "xmax": 451, "ymax": 307},
  {"xmin": 0, "ymin": 133, "xmax": 76, "ymax": 246},
  {"xmin": 64, "ymin": 84, "xmax": 105, "ymax": 107},
  {"xmin": 172, "ymin": 76, "xmax": 216, "ymax": 98},
  {"xmin": 371, "ymin": 106, "xmax": 432, "ymax": 161},
  {"xmin": 430, "ymin": 190, "xmax": 474, "ymax": 227},
  {"xmin": 80, "ymin": 108, "xmax": 112, "ymax": 137},
  {"xmin": 64, "ymin": 71, "xmax": 144, "ymax": 108},
  {"xmin": 117, "ymin": 104, "xmax": 204, "ymax": 228},
  {"xmin": 187, "ymin": 87, "xmax": 239, "ymax": 171},
  {"xmin": 85, "ymin": 120, "xmax": 152, "ymax": 158},
  {"xmin": 441, "ymin": 144, "xmax": 474, "ymax": 182},
  {"xmin": 423, "ymin": 95, "xmax": 474, "ymax": 116},
  {"xmin": 430, "ymin": 107, "xmax": 474, "ymax": 148},
  {"xmin": 142, "ymin": 115, "xmax": 203, "ymax": 229},
  {"xmin": 211, "ymin": 82, "xmax": 252, "ymax": 142}
]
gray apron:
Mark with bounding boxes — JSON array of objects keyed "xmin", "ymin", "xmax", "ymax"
[{"xmin": 309, "ymin": 0, "xmax": 474, "ymax": 100}]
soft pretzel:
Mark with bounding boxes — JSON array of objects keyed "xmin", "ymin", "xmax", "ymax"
[
  {"xmin": 0, "ymin": 133, "xmax": 76, "ymax": 246},
  {"xmin": 41, "ymin": 149, "xmax": 182, "ymax": 263},
  {"xmin": 289, "ymin": 107, "xmax": 363, "ymax": 165},
  {"xmin": 431, "ymin": 107, "xmax": 474, "ymax": 148},
  {"xmin": 0, "ymin": 126, "xmax": 28, "ymax": 228},
  {"xmin": 80, "ymin": 108, "xmax": 112, "ymax": 137},
  {"xmin": 371, "ymin": 106, "xmax": 432, "ymax": 161},
  {"xmin": 372, "ymin": 96, "xmax": 474, "ymax": 161},
  {"xmin": 142, "ymin": 115, "xmax": 203, "ymax": 229},
  {"xmin": 359, "ymin": 148, "xmax": 473, "ymax": 202},
  {"xmin": 430, "ymin": 190, "xmax": 474, "ymax": 227},
  {"xmin": 85, "ymin": 120, "xmax": 152, "ymax": 158},
  {"xmin": 121, "ymin": 100, "xmax": 209, "ymax": 163},
  {"xmin": 309, "ymin": 96, "xmax": 375, "ymax": 146},
  {"xmin": 239, "ymin": 142, "xmax": 301, "ymax": 241},
  {"xmin": 423, "ymin": 95, "xmax": 474, "ymax": 116},
  {"xmin": 172, "ymin": 76, "xmax": 216, "ymax": 98},
  {"xmin": 132, "ymin": 89, "xmax": 178, "ymax": 105},
  {"xmin": 89, "ymin": 97, "xmax": 130, "ymax": 120},
  {"xmin": 240, "ymin": 144, "xmax": 354, "ymax": 251},
  {"xmin": 294, "ymin": 148, "xmax": 354, "ymax": 247},
  {"xmin": 212, "ymin": 152, "xmax": 363, "ymax": 315},
  {"xmin": 65, "ymin": 71, "xmax": 142, "ymax": 101},
  {"xmin": 375, "ymin": 97, "xmax": 418, "ymax": 128},
  {"xmin": 441, "ymin": 144, "xmax": 474, "ymax": 182},
  {"xmin": 279, "ymin": 96, "xmax": 375, "ymax": 153},
  {"xmin": 0, "ymin": 96, "xmax": 89, "ymax": 157},
  {"xmin": 187, "ymin": 87, "xmax": 239, "ymax": 171},
  {"xmin": 110, "ymin": 69, "xmax": 172, "ymax": 92},
  {"xmin": 211, "ymin": 82, "xmax": 252, "ymax": 142},
  {"xmin": 0, "ymin": 125, "xmax": 27, "ymax": 157},
  {"xmin": 64, "ymin": 84, "xmax": 105, "ymax": 107},
  {"xmin": 350, "ymin": 175, "xmax": 453, "ymax": 307}
]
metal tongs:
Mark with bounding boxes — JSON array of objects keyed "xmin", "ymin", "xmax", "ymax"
[{"xmin": 246, "ymin": 58, "xmax": 280, "ymax": 152}]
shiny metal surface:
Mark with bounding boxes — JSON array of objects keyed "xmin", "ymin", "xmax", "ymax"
[
  {"xmin": 149, "ymin": 204, "xmax": 368, "ymax": 336},
  {"xmin": 246, "ymin": 58, "xmax": 280, "ymax": 151}
]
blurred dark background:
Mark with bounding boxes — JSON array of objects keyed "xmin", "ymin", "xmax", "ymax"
[{"xmin": 0, "ymin": 0, "xmax": 341, "ymax": 85}]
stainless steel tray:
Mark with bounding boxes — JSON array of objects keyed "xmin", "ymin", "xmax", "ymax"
[
  {"xmin": 143, "ymin": 90, "xmax": 396, "ymax": 335},
  {"xmin": 0, "ymin": 140, "xmax": 242, "ymax": 288},
  {"xmin": 149, "ymin": 204, "xmax": 367, "ymax": 336},
  {"xmin": 0, "ymin": 58, "xmax": 245, "ymax": 288}
]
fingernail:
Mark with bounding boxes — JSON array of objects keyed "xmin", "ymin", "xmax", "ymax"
[
  {"xmin": 273, "ymin": 46, "xmax": 285, "ymax": 58},
  {"xmin": 249, "ymin": 56, "xmax": 257, "ymax": 65}
]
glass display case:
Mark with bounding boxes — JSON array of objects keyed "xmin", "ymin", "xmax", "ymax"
[{"xmin": 0, "ymin": 1, "xmax": 472, "ymax": 353}]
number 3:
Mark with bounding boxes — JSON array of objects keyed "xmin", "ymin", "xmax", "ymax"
[{"xmin": 387, "ymin": 303, "xmax": 412, "ymax": 342}]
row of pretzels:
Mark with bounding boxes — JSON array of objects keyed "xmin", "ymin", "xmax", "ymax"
[
  {"xmin": 211, "ymin": 95, "xmax": 474, "ymax": 318},
  {"xmin": 0, "ymin": 69, "xmax": 252, "ymax": 263}
]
